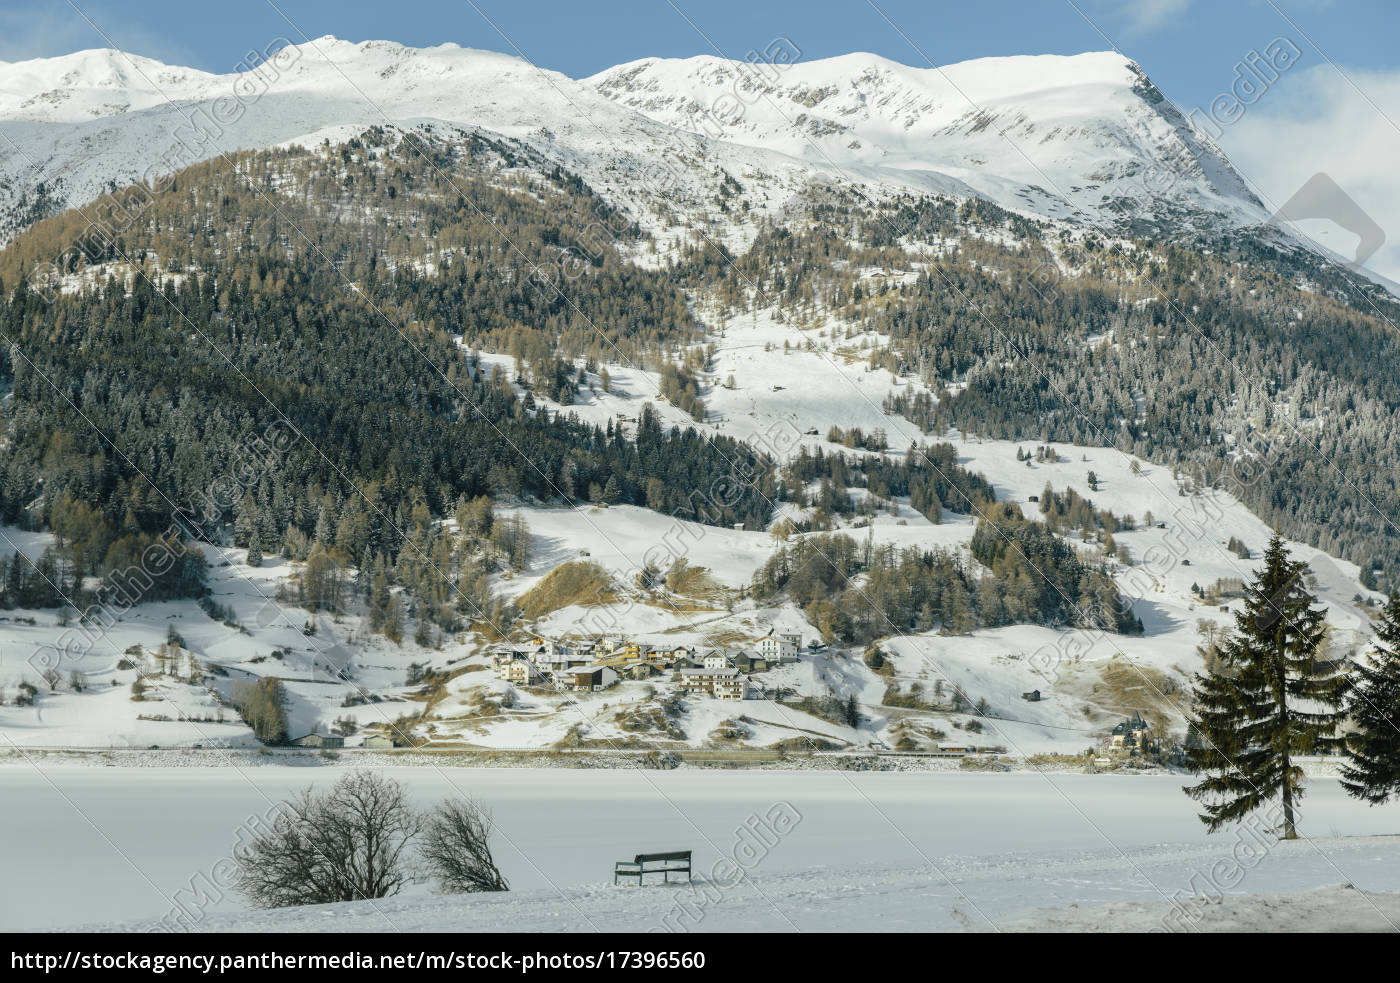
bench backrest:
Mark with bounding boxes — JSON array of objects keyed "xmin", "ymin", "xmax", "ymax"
[{"xmin": 634, "ymin": 850, "xmax": 691, "ymax": 864}]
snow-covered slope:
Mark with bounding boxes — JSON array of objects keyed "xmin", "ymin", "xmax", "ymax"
[
  {"xmin": 0, "ymin": 301, "xmax": 1383, "ymax": 754},
  {"xmin": 587, "ymin": 50, "xmax": 1266, "ymax": 231},
  {"xmin": 0, "ymin": 39, "xmax": 1268, "ymax": 248}
]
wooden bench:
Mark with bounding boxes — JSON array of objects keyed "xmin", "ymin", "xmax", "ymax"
[{"xmin": 614, "ymin": 850, "xmax": 692, "ymax": 885}]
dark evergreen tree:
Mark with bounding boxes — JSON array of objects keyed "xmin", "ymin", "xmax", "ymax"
[
  {"xmin": 1184, "ymin": 534, "xmax": 1347, "ymax": 838},
  {"xmin": 1340, "ymin": 592, "xmax": 1400, "ymax": 804}
]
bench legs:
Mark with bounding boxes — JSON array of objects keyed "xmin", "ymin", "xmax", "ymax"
[
  {"xmin": 615, "ymin": 865, "xmax": 642, "ymax": 886},
  {"xmin": 615, "ymin": 864, "xmax": 692, "ymax": 885}
]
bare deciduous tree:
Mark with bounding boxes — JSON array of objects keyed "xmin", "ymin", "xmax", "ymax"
[
  {"xmin": 420, "ymin": 798, "xmax": 509, "ymax": 894},
  {"xmin": 235, "ymin": 771, "xmax": 420, "ymax": 908}
]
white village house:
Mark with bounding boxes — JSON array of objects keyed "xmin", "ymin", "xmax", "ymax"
[
  {"xmin": 755, "ymin": 631, "xmax": 801, "ymax": 663},
  {"xmin": 496, "ymin": 656, "xmax": 543, "ymax": 686},
  {"xmin": 678, "ymin": 666, "xmax": 745, "ymax": 701},
  {"xmin": 701, "ymin": 650, "xmax": 731, "ymax": 671}
]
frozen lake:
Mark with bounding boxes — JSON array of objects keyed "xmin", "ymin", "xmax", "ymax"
[{"xmin": 4, "ymin": 765, "xmax": 1400, "ymax": 931}]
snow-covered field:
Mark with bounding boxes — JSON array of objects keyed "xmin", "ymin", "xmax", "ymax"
[
  {"xmin": 3, "ymin": 766, "xmax": 1395, "ymax": 933},
  {"xmin": 95, "ymin": 878, "xmax": 1400, "ymax": 934},
  {"xmin": 0, "ymin": 542, "xmax": 453, "ymax": 750}
]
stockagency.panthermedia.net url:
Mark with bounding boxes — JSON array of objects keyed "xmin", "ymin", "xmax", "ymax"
[{"xmin": 12, "ymin": 949, "xmax": 709, "ymax": 974}]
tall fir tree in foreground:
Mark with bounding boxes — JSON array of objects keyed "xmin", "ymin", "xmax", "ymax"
[
  {"xmin": 1185, "ymin": 534, "xmax": 1347, "ymax": 839},
  {"xmin": 1341, "ymin": 592, "xmax": 1400, "ymax": 804}
]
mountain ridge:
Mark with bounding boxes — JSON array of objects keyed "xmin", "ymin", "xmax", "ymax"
[
  {"xmin": 588, "ymin": 47, "xmax": 1265, "ymax": 229},
  {"xmin": 0, "ymin": 37, "xmax": 1267, "ymax": 248}
]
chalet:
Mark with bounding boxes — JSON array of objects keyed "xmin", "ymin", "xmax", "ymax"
[
  {"xmin": 493, "ymin": 649, "xmax": 531, "ymax": 675},
  {"xmin": 610, "ymin": 640, "xmax": 646, "ymax": 661},
  {"xmin": 529, "ymin": 636, "xmax": 566, "ymax": 657},
  {"xmin": 701, "ymin": 650, "xmax": 731, "ymax": 671},
  {"xmin": 491, "ymin": 647, "xmax": 526, "ymax": 667},
  {"xmin": 290, "ymin": 733, "xmax": 344, "ymax": 749},
  {"xmin": 498, "ymin": 658, "xmax": 544, "ymax": 686},
  {"xmin": 567, "ymin": 665, "xmax": 619, "ymax": 692},
  {"xmin": 754, "ymin": 630, "xmax": 800, "ymax": 663},
  {"xmin": 678, "ymin": 667, "xmax": 745, "ymax": 701},
  {"xmin": 531, "ymin": 646, "xmax": 588, "ymax": 670},
  {"xmin": 730, "ymin": 651, "xmax": 769, "ymax": 673},
  {"xmin": 362, "ymin": 734, "xmax": 395, "ymax": 749},
  {"xmin": 1021, "ymin": 689, "xmax": 1042, "ymax": 702}
]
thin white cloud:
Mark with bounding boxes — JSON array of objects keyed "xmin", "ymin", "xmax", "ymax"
[
  {"xmin": 0, "ymin": 3, "xmax": 201, "ymax": 67},
  {"xmin": 1223, "ymin": 63, "xmax": 1400, "ymax": 283},
  {"xmin": 1117, "ymin": 0, "xmax": 1193, "ymax": 37}
]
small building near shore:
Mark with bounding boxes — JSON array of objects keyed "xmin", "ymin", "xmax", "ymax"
[{"xmin": 290, "ymin": 732, "xmax": 344, "ymax": 749}]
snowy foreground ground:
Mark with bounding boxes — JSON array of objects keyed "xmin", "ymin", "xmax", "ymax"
[
  {"xmin": 86, "ymin": 875, "xmax": 1400, "ymax": 934},
  {"xmin": 3, "ymin": 766, "xmax": 1400, "ymax": 932}
]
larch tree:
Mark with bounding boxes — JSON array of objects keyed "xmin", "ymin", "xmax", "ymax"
[{"xmin": 1184, "ymin": 534, "xmax": 1347, "ymax": 839}]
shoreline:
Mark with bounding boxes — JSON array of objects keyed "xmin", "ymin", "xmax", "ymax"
[{"xmin": 0, "ymin": 745, "xmax": 1189, "ymax": 774}]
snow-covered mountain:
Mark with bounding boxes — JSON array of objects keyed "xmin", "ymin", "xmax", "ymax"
[
  {"xmin": 0, "ymin": 38, "xmax": 820, "ymax": 249},
  {"xmin": 587, "ymin": 50, "xmax": 1266, "ymax": 231},
  {"xmin": 0, "ymin": 38, "xmax": 1267, "ymax": 247}
]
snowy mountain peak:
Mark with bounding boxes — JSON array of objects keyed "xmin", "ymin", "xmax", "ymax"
[
  {"xmin": 0, "ymin": 48, "xmax": 213, "ymax": 121},
  {"xmin": 0, "ymin": 39, "xmax": 551, "ymax": 126},
  {"xmin": 270, "ymin": 35, "xmax": 533, "ymax": 76},
  {"xmin": 0, "ymin": 39, "xmax": 1268, "ymax": 248},
  {"xmin": 588, "ymin": 48, "xmax": 1265, "ymax": 230}
]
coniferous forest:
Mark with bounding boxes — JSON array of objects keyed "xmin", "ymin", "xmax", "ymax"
[{"xmin": 3, "ymin": 123, "xmax": 1397, "ymax": 642}]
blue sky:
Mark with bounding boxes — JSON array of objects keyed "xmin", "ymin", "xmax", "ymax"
[{"xmin": 5, "ymin": 0, "xmax": 1400, "ymax": 278}]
